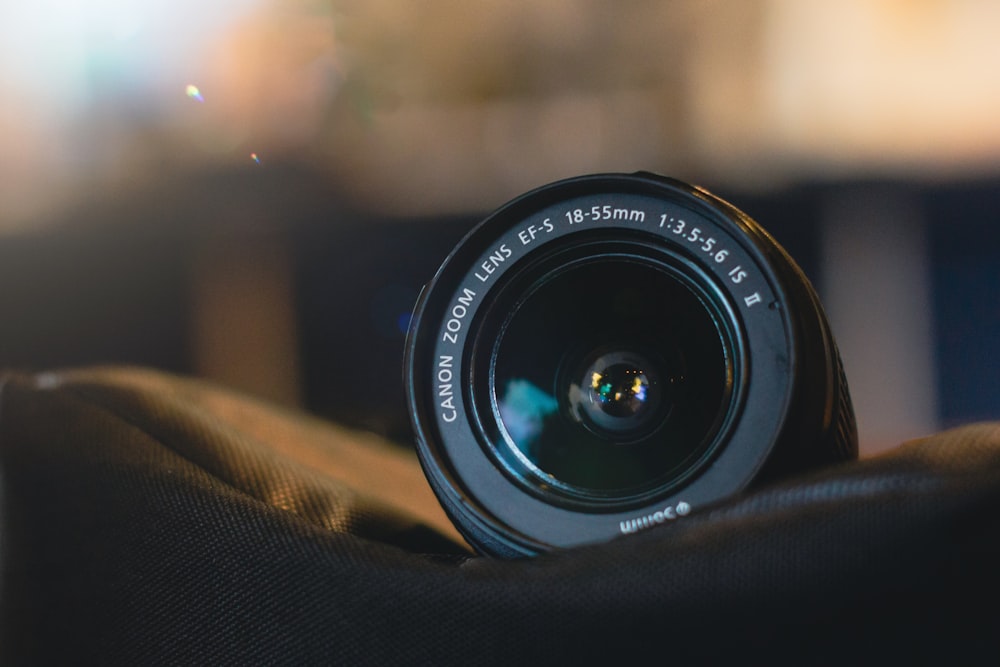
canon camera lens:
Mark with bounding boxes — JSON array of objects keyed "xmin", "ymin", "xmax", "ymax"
[{"xmin": 405, "ymin": 173, "xmax": 857, "ymax": 557}]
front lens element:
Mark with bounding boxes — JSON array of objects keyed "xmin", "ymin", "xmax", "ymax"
[{"xmin": 490, "ymin": 255, "xmax": 735, "ymax": 502}]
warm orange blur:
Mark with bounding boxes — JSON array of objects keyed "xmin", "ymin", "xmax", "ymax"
[{"xmin": 2, "ymin": 0, "xmax": 1000, "ymax": 231}]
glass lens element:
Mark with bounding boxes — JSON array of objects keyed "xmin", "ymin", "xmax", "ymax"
[
  {"xmin": 591, "ymin": 364, "xmax": 651, "ymax": 416},
  {"xmin": 571, "ymin": 349, "xmax": 664, "ymax": 440},
  {"xmin": 492, "ymin": 257, "xmax": 732, "ymax": 499}
]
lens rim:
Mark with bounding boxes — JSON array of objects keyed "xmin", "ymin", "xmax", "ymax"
[{"xmin": 405, "ymin": 173, "xmax": 832, "ymax": 557}]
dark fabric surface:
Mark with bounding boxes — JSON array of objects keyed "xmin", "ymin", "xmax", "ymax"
[{"xmin": 2, "ymin": 367, "xmax": 999, "ymax": 665}]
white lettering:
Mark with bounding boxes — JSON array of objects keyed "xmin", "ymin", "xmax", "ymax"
[
  {"xmin": 618, "ymin": 501, "xmax": 691, "ymax": 534},
  {"xmin": 442, "ymin": 288, "xmax": 477, "ymax": 343},
  {"xmin": 518, "ymin": 219, "xmax": 554, "ymax": 246},
  {"xmin": 458, "ymin": 288, "xmax": 476, "ymax": 308},
  {"xmin": 475, "ymin": 244, "xmax": 513, "ymax": 281},
  {"xmin": 438, "ymin": 355, "xmax": 458, "ymax": 422}
]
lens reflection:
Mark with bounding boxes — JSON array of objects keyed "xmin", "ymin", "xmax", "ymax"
[
  {"xmin": 592, "ymin": 365, "xmax": 650, "ymax": 415},
  {"xmin": 567, "ymin": 349, "xmax": 665, "ymax": 441},
  {"xmin": 496, "ymin": 378, "xmax": 559, "ymax": 456},
  {"xmin": 491, "ymin": 255, "xmax": 732, "ymax": 499}
]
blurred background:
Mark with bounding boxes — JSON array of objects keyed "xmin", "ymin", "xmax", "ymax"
[{"xmin": 1, "ymin": 0, "xmax": 998, "ymax": 456}]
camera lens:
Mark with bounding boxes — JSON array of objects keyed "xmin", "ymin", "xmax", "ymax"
[{"xmin": 405, "ymin": 173, "xmax": 857, "ymax": 557}]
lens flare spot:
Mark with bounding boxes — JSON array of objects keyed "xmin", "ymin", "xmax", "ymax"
[
  {"xmin": 250, "ymin": 152, "xmax": 261, "ymax": 164},
  {"xmin": 185, "ymin": 84, "xmax": 204, "ymax": 102},
  {"xmin": 632, "ymin": 376, "xmax": 648, "ymax": 402},
  {"xmin": 591, "ymin": 371, "xmax": 603, "ymax": 391},
  {"xmin": 588, "ymin": 364, "xmax": 653, "ymax": 416}
]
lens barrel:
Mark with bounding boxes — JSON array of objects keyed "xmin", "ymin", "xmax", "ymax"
[{"xmin": 405, "ymin": 173, "xmax": 857, "ymax": 557}]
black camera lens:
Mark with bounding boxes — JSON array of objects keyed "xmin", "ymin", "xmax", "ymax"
[{"xmin": 405, "ymin": 173, "xmax": 857, "ymax": 557}]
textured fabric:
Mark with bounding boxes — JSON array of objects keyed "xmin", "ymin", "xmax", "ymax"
[{"xmin": 2, "ymin": 367, "xmax": 999, "ymax": 665}]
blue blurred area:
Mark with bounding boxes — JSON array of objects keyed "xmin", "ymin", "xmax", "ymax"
[{"xmin": 927, "ymin": 183, "xmax": 1000, "ymax": 427}]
